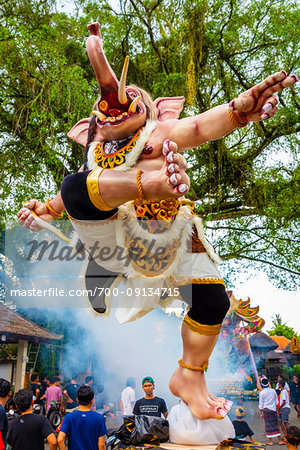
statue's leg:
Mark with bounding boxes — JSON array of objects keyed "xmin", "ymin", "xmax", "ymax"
[
  {"xmin": 61, "ymin": 171, "xmax": 120, "ymax": 313},
  {"xmin": 169, "ymin": 283, "xmax": 232, "ymax": 420}
]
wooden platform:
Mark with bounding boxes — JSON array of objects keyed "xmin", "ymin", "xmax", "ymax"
[{"xmin": 160, "ymin": 443, "xmax": 216, "ymax": 450}]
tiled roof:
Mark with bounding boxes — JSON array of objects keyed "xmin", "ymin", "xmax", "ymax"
[
  {"xmin": 270, "ymin": 335, "xmax": 291, "ymax": 351},
  {"xmin": 0, "ymin": 302, "xmax": 62, "ymax": 343}
]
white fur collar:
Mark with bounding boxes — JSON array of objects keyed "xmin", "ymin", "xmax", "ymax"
[{"xmin": 87, "ymin": 120, "xmax": 158, "ymax": 172}]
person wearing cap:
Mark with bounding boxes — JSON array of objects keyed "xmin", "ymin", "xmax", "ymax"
[
  {"xmin": 133, "ymin": 377, "xmax": 168, "ymax": 419},
  {"xmin": 259, "ymin": 376, "xmax": 284, "ymax": 445},
  {"xmin": 232, "ymin": 407, "xmax": 255, "ymax": 442}
]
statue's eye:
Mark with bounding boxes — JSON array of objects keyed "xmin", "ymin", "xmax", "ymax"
[
  {"xmin": 99, "ymin": 100, "xmax": 109, "ymax": 112},
  {"xmin": 127, "ymin": 91, "xmax": 138, "ymax": 100}
]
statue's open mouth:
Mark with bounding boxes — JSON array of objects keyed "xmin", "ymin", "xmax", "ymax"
[{"xmin": 92, "ymin": 98, "xmax": 143, "ymax": 127}]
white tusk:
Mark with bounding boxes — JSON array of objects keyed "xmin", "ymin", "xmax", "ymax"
[
  {"xmin": 92, "ymin": 110, "xmax": 106, "ymax": 121},
  {"xmin": 128, "ymin": 96, "xmax": 141, "ymax": 114},
  {"xmin": 118, "ymin": 56, "xmax": 129, "ymax": 105}
]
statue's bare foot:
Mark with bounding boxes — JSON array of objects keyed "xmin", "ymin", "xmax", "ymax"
[{"xmin": 169, "ymin": 366, "xmax": 232, "ymax": 420}]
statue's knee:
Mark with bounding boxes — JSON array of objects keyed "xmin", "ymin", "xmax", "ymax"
[{"xmin": 185, "ymin": 284, "xmax": 230, "ymax": 326}]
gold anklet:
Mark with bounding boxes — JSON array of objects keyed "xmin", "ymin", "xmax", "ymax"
[{"xmin": 178, "ymin": 359, "xmax": 208, "ymax": 372}]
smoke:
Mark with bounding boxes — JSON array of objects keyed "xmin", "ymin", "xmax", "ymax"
[{"xmin": 5, "ymin": 223, "xmax": 256, "ymax": 413}]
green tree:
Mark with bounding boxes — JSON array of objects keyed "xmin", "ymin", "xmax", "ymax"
[
  {"xmin": 0, "ymin": 0, "xmax": 299, "ymax": 287},
  {"xmin": 271, "ymin": 314, "xmax": 286, "ymax": 328},
  {"xmin": 268, "ymin": 324, "xmax": 299, "ymax": 340}
]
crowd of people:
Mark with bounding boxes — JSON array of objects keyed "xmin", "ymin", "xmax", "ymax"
[
  {"xmin": 0, "ymin": 372, "xmax": 300, "ymax": 450},
  {"xmin": 0, "ymin": 373, "xmax": 168, "ymax": 450},
  {"xmin": 257, "ymin": 374, "xmax": 300, "ymax": 446}
]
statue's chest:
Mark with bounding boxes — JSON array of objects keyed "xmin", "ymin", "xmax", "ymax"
[{"xmin": 87, "ymin": 121, "xmax": 159, "ymax": 171}]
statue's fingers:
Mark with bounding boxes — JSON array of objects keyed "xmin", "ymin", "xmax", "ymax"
[
  {"xmin": 176, "ymin": 183, "xmax": 189, "ymax": 194},
  {"xmin": 178, "ymin": 154, "xmax": 187, "ymax": 171},
  {"xmin": 166, "ymin": 163, "xmax": 179, "ymax": 175},
  {"xmin": 261, "ymin": 105, "xmax": 279, "ymax": 121},
  {"xmin": 229, "ymin": 95, "xmax": 251, "ymax": 111},
  {"xmin": 29, "ymin": 220, "xmax": 41, "ymax": 232},
  {"xmin": 163, "ymin": 139, "xmax": 178, "ymax": 156},
  {"xmin": 254, "ymin": 71, "xmax": 287, "ymax": 94},
  {"xmin": 260, "ymin": 74, "xmax": 298, "ymax": 100},
  {"xmin": 262, "ymin": 94, "xmax": 279, "ymax": 113},
  {"xmin": 168, "ymin": 173, "xmax": 181, "ymax": 186}
]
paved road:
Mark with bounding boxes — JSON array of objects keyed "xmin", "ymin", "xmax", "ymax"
[{"xmin": 45, "ymin": 400, "xmax": 300, "ymax": 449}]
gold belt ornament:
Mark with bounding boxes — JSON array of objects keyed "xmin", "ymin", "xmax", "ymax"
[{"xmin": 134, "ymin": 199, "xmax": 195, "ymax": 233}]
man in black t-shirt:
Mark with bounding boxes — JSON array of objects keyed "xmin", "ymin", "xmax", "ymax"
[
  {"xmin": 232, "ymin": 407, "xmax": 255, "ymax": 442},
  {"xmin": 63, "ymin": 376, "xmax": 80, "ymax": 410},
  {"xmin": 30, "ymin": 373, "xmax": 42, "ymax": 405},
  {"xmin": 7, "ymin": 388, "xmax": 56, "ymax": 450},
  {"xmin": 0, "ymin": 378, "xmax": 11, "ymax": 450},
  {"xmin": 133, "ymin": 376, "xmax": 168, "ymax": 418}
]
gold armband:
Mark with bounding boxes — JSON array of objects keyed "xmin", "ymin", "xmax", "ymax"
[
  {"xmin": 228, "ymin": 108, "xmax": 248, "ymax": 128},
  {"xmin": 87, "ymin": 168, "xmax": 115, "ymax": 211},
  {"xmin": 183, "ymin": 315, "xmax": 222, "ymax": 336},
  {"xmin": 136, "ymin": 169, "xmax": 145, "ymax": 200},
  {"xmin": 46, "ymin": 199, "xmax": 64, "ymax": 218}
]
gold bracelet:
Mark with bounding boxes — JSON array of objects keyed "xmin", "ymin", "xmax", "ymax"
[
  {"xmin": 46, "ymin": 199, "xmax": 64, "ymax": 218},
  {"xmin": 228, "ymin": 108, "xmax": 248, "ymax": 128},
  {"xmin": 136, "ymin": 170, "xmax": 145, "ymax": 200},
  {"xmin": 178, "ymin": 359, "xmax": 208, "ymax": 372}
]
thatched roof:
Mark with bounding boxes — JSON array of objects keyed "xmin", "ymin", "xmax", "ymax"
[
  {"xmin": 265, "ymin": 350, "xmax": 287, "ymax": 363},
  {"xmin": 249, "ymin": 332, "xmax": 278, "ymax": 350},
  {"xmin": 0, "ymin": 303, "xmax": 62, "ymax": 343}
]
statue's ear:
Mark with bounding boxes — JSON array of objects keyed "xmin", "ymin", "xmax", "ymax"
[
  {"xmin": 154, "ymin": 96, "xmax": 185, "ymax": 121},
  {"xmin": 67, "ymin": 118, "xmax": 91, "ymax": 146}
]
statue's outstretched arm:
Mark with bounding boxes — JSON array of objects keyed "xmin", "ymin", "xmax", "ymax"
[{"xmin": 169, "ymin": 71, "xmax": 297, "ymax": 150}]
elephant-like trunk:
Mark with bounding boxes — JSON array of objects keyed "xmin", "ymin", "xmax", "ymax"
[{"xmin": 86, "ymin": 22, "xmax": 120, "ymax": 106}]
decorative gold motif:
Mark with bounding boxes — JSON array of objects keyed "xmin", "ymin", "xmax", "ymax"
[
  {"xmin": 124, "ymin": 229, "xmax": 181, "ymax": 276},
  {"xmin": 183, "ymin": 314, "xmax": 222, "ymax": 335},
  {"xmin": 192, "ymin": 227, "xmax": 206, "ymax": 253},
  {"xmin": 235, "ymin": 298, "xmax": 260, "ymax": 318},
  {"xmin": 133, "ymin": 199, "xmax": 195, "ymax": 234},
  {"xmin": 99, "ymin": 100, "xmax": 109, "ymax": 112},
  {"xmin": 291, "ymin": 335, "xmax": 300, "ymax": 354},
  {"xmin": 94, "ymin": 128, "xmax": 142, "ymax": 169}
]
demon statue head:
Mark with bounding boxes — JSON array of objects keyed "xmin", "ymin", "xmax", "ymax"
[{"xmin": 68, "ymin": 22, "xmax": 185, "ymax": 146}]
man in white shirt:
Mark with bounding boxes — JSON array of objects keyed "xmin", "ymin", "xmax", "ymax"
[
  {"xmin": 120, "ymin": 377, "xmax": 136, "ymax": 416},
  {"xmin": 259, "ymin": 377, "xmax": 284, "ymax": 445},
  {"xmin": 276, "ymin": 375, "xmax": 291, "ymax": 400},
  {"xmin": 278, "ymin": 380, "xmax": 290, "ymax": 433}
]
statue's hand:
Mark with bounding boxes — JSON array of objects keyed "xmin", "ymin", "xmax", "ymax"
[
  {"xmin": 142, "ymin": 140, "xmax": 190, "ymax": 200},
  {"xmin": 17, "ymin": 200, "xmax": 53, "ymax": 232},
  {"xmin": 229, "ymin": 71, "xmax": 298, "ymax": 124},
  {"xmin": 160, "ymin": 139, "xmax": 190, "ymax": 196}
]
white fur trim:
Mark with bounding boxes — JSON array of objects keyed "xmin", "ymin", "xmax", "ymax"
[
  {"xmin": 115, "ymin": 202, "xmax": 194, "ymax": 279},
  {"xmin": 87, "ymin": 120, "xmax": 158, "ymax": 172}
]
